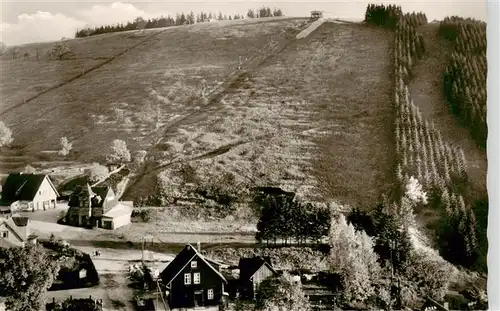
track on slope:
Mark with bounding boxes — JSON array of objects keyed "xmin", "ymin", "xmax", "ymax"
[{"xmin": 122, "ymin": 21, "xmax": 312, "ymax": 200}]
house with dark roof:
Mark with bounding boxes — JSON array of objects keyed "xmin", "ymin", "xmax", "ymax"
[
  {"xmin": 0, "ymin": 215, "xmax": 37, "ymax": 248},
  {"xmin": 0, "ymin": 173, "xmax": 59, "ymax": 213},
  {"xmin": 159, "ymin": 244, "xmax": 228, "ymax": 310},
  {"xmin": 65, "ymin": 184, "xmax": 131, "ymax": 229},
  {"xmin": 238, "ymin": 256, "xmax": 278, "ymax": 300}
]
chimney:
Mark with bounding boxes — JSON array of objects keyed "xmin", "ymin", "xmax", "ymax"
[
  {"xmin": 197, "ymin": 241, "xmax": 201, "ymax": 252},
  {"xmin": 444, "ymin": 302, "xmax": 449, "ymax": 310}
]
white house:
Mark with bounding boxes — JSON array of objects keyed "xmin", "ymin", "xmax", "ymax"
[
  {"xmin": 0, "ymin": 215, "xmax": 37, "ymax": 248},
  {"xmin": 0, "ymin": 173, "xmax": 59, "ymax": 212},
  {"xmin": 100, "ymin": 201, "xmax": 133, "ymax": 230}
]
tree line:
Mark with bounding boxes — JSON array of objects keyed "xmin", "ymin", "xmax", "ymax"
[
  {"xmin": 255, "ymin": 194, "xmax": 330, "ymax": 246},
  {"xmin": 75, "ymin": 6, "xmax": 284, "ymax": 38}
]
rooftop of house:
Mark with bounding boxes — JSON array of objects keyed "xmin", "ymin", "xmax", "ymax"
[
  {"xmin": 68, "ymin": 184, "xmax": 113, "ymax": 208},
  {"xmin": 238, "ymin": 256, "xmax": 276, "ymax": 281},
  {"xmin": 0, "ymin": 215, "xmax": 34, "ymax": 246},
  {"xmin": 160, "ymin": 244, "xmax": 227, "ymax": 286},
  {"xmin": 0, "ymin": 173, "xmax": 58, "ymax": 203},
  {"xmin": 101, "ymin": 203, "xmax": 133, "ymax": 219}
]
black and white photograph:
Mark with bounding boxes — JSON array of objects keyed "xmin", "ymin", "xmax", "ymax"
[{"xmin": 0, "ymin": 1, "xmax": 492, "ymax": 310}]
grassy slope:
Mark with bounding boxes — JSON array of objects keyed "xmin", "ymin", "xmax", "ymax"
[
  {"xmin": 0, "ymin": 18, "xmax": 304, "ymax": 165},
  {"xmin": 124, "ymin": 21, "xmax": 395, "ymax": 207}
]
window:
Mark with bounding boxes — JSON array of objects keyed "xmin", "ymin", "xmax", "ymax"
[
  {"xmin": 194, "ymin": 273, "xmax": 200, "ymax": 284},
  {"xmin": 191, "ymin": 261, "xmax": 197, "ymax": 268},
  {"xmin": 207, "ymin": 289, "xmax": 214, "ymax": 300},
  {"xmin": 184, "ymin": 273, "xmax": 191, "ymax": 285},
  {"xmin": 1, "ymin": 231, "xmax": 8, "ymax": 238}
]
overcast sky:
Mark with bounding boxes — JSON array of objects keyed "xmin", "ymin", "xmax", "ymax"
[{"xmin": 0, "ymin": 0, "xmax": 488, "ymax": 46}]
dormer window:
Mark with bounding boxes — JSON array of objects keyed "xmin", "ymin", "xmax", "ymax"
[{"xmin": 191, "ymin": 261, "xmax": 197, "ymax": 268}]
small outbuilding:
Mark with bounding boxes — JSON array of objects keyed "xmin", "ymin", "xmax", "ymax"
[
  {"xmin": 310, "ymin": 11, "xmax": 323, "ymax": 20},
  {"xmin": 100, "ymin": 202, "xmax": 133, "ymax": 230}
]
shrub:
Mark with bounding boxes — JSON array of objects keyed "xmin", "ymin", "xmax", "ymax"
[
  {"xmin": 131, "ymin": 208, "xmax": 152, "ymax": 222},
  {"xmin": 0, "ymin": 121, "xmax": 13, "ymax": 147}
]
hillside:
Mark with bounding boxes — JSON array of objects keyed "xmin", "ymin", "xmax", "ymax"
[
  {"xmin": 0, "ymin": 17, "xmax": 304, "ymax": 174},
  {"xmin": 0, "ymin": 18, "xmax": 396, "ymax": 207},
  {"xmin": 122, "ymin": 20, "xmax": 395, "ymax": 206}
]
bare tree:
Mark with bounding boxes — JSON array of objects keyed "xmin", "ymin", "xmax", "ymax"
[
  {"xmin": 10, "ymin": 47, "xmax": 20, "ymax": 60},
  {"xmin": 106, "ymin": 139, "xmax": 131, "ymax": 164},
  {"xmin": 0, "ymin": 121, "xmax": 13, "ymax": 147},
  {"xmin": 58, "ymin": 137, "xmax": 73, "ymax": 156},
  {"xmin": 0, "ymin": 42, "xmax": 7, "ymax": 55},
  {"xmin": 50, "ymin": 43, "xmax": 75, "ymax": 60},
  {"xmin": 134, "ymin": 150, "xmax": 147, "ymax": 165},
  {"xmin": 200, "ymin": 79, "xmax": 208, "ymax": 98},
  {"xmin": 24, "ymin": 165, "xmax": 36, "ymax": 174},
  {"xmin": 88, "ymin": 163, "xmax": 109, "ymax": 183}
]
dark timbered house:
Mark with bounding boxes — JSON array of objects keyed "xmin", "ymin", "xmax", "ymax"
[{"xmin": 159, "ymin": 244, "xmax": 228, "ymax": 309}]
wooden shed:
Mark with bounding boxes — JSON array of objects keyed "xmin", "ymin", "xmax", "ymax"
[{"xmin": 310, "ymin": 11, "xmax": 323, "ymax": 20}]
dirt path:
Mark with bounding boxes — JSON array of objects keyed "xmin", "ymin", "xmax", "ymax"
[
  {"xmin": 409, "ymin": 24, "xmax": 487, "ymax": 196},
  {"xmin": 122, "ymin": 23, "xmax": 308, "ymax": 200}
]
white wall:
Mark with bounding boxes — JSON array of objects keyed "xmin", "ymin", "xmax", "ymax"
[{"xmin": 32, "ymin": 177, "xmax": 57, "ymax": 209}]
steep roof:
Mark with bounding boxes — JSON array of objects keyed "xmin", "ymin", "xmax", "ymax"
[
  {"xmin": 238, "ymin": 256, "xmax": 277, "ymax": 281},
  {"xmin": 68, "ymin": 185, "xmax": 111, "ymax": 208},
  {"xmin": 1, "ymin": 174, "xmax": 58, "ymax": 202},
  {"xmin": 160, "ymin": 244, "xmax": 227, "ymax": 287},
  {"xmin": 0, "ymin": 216, "xmax": 30, "ymax": 243}
]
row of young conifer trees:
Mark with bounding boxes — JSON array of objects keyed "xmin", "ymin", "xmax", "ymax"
[
  {"xmin": 365, "ymin": 3, "xmax": 479, "ymax": 268},
  {"xmin": 441, "ymin": 17, "xmax": 487, "ymax": 149}
]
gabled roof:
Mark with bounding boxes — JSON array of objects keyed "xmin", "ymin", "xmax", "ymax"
[
  {"xmin": 238, "ymin": 256, "xmax": 277, "ymax": 281},
  {"xmin": 1, "ymin": 174, "xmax": 59, "ymax": 203},
  {"xmin": 0, "ymin": 216, "xmax": 29, "ymax": 243},
  {"xmin": 160, "ymin": 244, "xmax": 227, "ymax": 287},
  {"xmin": 68, "ymin": 185, "xmax": 111, "ymax": 208}
]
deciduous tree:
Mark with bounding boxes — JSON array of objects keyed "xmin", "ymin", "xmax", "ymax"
[
  {"xmin": 106, "ymin": 139, "xmax": 131, "ymax": 164},
  {"xmin": 0, "ymin": 244, "xmax": 60, "ymax": 311},
  {"xmin": 255, "ymin": 273, "xmax": 311, "ymax": 311},
  {"xmin": 328, "ymin": 214, "xmax": 381, "ymax": 304},
  {"xmin": 58, "ymin": 136, "xmax": 73, "ymax": 156}
]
